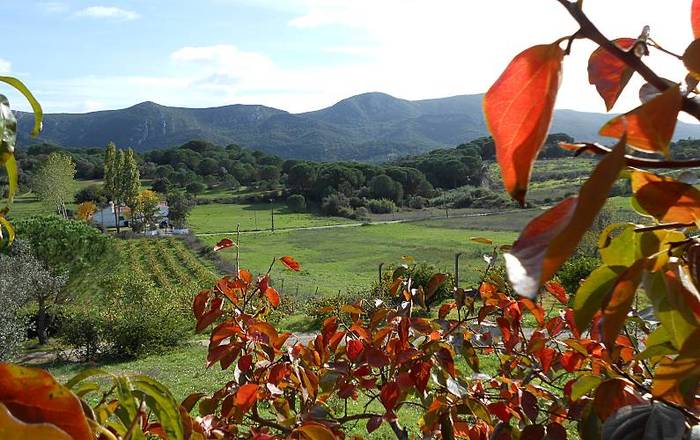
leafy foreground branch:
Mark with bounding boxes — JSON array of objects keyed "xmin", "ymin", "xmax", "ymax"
[{"xmin": 7, "ymin": 0, "xmax": 700, "ymax": 439}]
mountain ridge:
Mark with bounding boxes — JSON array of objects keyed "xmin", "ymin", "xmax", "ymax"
[{"xmin": 15, "ymin": 92, "xmax": 700, "ymax": 161}]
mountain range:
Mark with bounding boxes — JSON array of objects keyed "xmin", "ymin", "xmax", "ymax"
[{"xmin": 15, "ymin": 92, "xmax": 700, "ymax": 162}]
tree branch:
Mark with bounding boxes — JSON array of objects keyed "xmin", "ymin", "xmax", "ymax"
[
  {"xmin": 555, "ymin": 0, "xmax": 700, "ymax": 122},
  {"xmin": 569, "ymin": 142, "xmax": 700, "ymax": 169}
]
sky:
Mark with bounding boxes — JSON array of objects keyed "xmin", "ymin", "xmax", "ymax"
[{"xmin": 0, "ymin": 0, "xmax": 695, "ymax": 115}]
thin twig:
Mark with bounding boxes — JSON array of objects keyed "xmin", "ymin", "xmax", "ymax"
[
  {"xmin": 568, "ymin": 142, "xmax": 700, "ymax": 169},
  {"xmin": 555, "ymin": 0, "xmax": 700, "ymax": 121}
]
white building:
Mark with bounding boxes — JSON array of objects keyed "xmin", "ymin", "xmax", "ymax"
[{"xmin": 92, "ymin": 202, "xmax": 129, "ymax": 229}]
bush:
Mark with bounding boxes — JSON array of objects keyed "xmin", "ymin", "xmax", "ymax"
[
  {"xmin": 60, "ymin": 272, "xmax": 189, "ymax": 359},
  {"xmin": 74, "ymin": 184, "xmax": 106, "ymax": 204},
  {"xmin": 367, "ymin": 198, "xmax": 397, "ymax": 214},
  {"xmin": 407, "ymin": 196, "xmax": 428, "ymax": 209},
  {"xmin": 353, "ymin": 207, "xmax": 370, "ymax": 221},
  {"xmin": 0, "ymin": 242, "xmax": 33, "ymax": 360},
  {"xmin": 321, "ymin": 193, "xmax": 350, "ymax": 216},
  {"xmin": 557, "ymin": 255, "xmax": 601, "ymax": 295},
  {"xmin": 287, "ymin": 194, "xmax": 306, "ymax": 212}
]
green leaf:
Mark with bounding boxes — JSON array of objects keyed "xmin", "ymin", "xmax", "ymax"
[
  {"xmin": 636, "ymin": 344, "xmax": 676, "ymax": 360},
  {"xmin": 598, "ymin": 224, "xmax": 636, "ymax": 266},
  {"xmin": 0, "ymin": 215, "xmax": 14, "ymax": 248},
  {"xmin": 5, "ymin": 154, "xmax": 16, "ymax": 203},
  {"xmin": 573, "ymin": 265, "xmax": 623, "ymax": 330},
  {"xmin": 0, "ymin": 76, "xmax": 42, "ymax": 136},
  {"xmin": 645, "ymin": 272, "xmax": 699, "ymax": 349},
  {"xmin": 647, "ymin": 325, "xmax": 672, "ymax": 347},
  {"xmin": 602, "ymin": 260, "xmax": 645, "ymax": 347},
  {"xmin": 65, "ymin": 368, "xmax": 111, "ymax": 390},
  {"xmin": 131, "ymin": 375, "xmax": 185, "ymax": 440},
  {"xmin": 572, "ymin": 375, "xmax": 603, "ymax": 401},
  {"xmin": 467, "ymin": 398, "xmax": 493, "ymax": 426}
]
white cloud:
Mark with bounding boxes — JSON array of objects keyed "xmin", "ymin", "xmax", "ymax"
[
  {"xmin": 75, "ymin": 6, "xmax": 140, "ymax": 21},
  {"xmin": 0, "ymin": 58, "xmax": 10, "ymax": 75}
]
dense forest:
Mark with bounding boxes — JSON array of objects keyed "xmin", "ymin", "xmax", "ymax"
[{"xmin": 10, "ymin": 131, "xmax": 664, "ymax": 218}]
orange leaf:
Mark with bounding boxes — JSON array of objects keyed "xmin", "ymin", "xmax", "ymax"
[
  {"xmin": 264, "ymin": 287, "xmax": 280, "ymax": 308},
  {"xmin": 0, "ymin": 364, "xmax": 92, "ymax": 440},
  {"xmin": 213, "ymin": 238, "xmax": 235, "ymax": 251},
  {"xmin": 599, "ymin": 84, "xmax": 682, "ymax": 157},
  {"xmin": 545, "ymin": 281, "xmax": 568, "ymax": 305},
  {"xmin": 484, "ymin": 43, "xmax": 564, "ymax": 205},
  {"xmin": 0, "ymin": 403, "xmax": 71, "ymax": 440},
  {"xmin": 295, "ymin": 422, "xmax": 336, "ymax": 440},
  {"xmin": 652, "ymin": 328, "xmax": 700, "ymax": 405},
  {"xmin": 519, "ymin": 298, "xmax": 545, "ymax": 326},
  {"xmin": 234, "ymin": 384, "xmax": 259, "ymax": 414},
  {"xmin": 631, "ymin": 171, "xmax": 700, "ymax": 223},
  {"xmin": 693, "ymin": 0, "xmax": 700, "ymax": 38},
  {"xmin": 505, "ymin": 138, "xmax": 626, "ymax": 298},
  {"xmin": 684, "ymin": 38, "xmax": 700, "ymax": 81},
  {"xmin": 593, "ymin": 379, "xmax": 644, "ymax": 420},
  {"xmin": 601, "ymin": 260, "xmax": 645, "ymax": 348},
  {"xmin": 280, "ymin": 255, "xmax": 301, "ymax": 272},
  {"xmin": 588, "ymin": 38, "xmax": 637, "ymax": 111}
]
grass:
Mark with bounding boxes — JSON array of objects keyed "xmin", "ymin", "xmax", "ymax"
[
  {"xmin": 200, "ymin": 221, "xmax": 517, "ymax": 297},
  {"xmin": 189, "ymin": 202, "xmax": 354, "ymax": 234},
  {"xmin": 42, "ymin": 338, "xmax": 503, "ymax": 438}
]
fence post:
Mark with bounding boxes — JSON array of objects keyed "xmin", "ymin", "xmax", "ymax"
[
  {"xmin": 454, "ymin": 252, "xmax": 463, "ymax": 289},
  {"xmin": 378, "ymin": 262, "xmax": 385, "ymax": 294}
]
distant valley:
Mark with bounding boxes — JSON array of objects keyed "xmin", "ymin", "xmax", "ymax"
[{"xmin": 15, "ymin": 92, "xmax": 700, "ymax": 162}]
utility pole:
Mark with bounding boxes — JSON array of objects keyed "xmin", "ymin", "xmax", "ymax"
[{"xmin": 270, "ymin": 200, "xmax": 275, "ymax": 232}]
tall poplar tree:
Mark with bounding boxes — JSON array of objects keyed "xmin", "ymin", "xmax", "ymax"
[{"xmin": 122, "ymin": 148, "xmax": 141, "ymax": 215}]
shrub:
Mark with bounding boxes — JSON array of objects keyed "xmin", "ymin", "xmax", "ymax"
[
  {"xmin": 287, "ymin": 194, "xmax": 306, "ymax": 212},
  {"xmin": 407, "ymin": 195, "xmax": 428, "ymax": 209},
  {"xmin": 0, "ymin": 242, "xmax": 33, "ymax": 360},
  {"xmin": 367, "ymin": 198, "xmax": 397, "ymax": 214},
  {"xmin": 320, "ymin": 193, "xmax": 350, "ymax": 216},
  {"xmin": 353, "ymin": 206, "xmax": 370, "ymax": 221},
  {"xmin": 556, "ymin": 255, "xmax": 601, "ymax": 295},
  {"xmin": 74, "ymin": 184, "xmax": 106, "ymax": 204}
]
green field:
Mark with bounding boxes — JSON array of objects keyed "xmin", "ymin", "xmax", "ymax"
[
  {"xmin": 189, "ymin": 202, "xmax": 354, "ymax": 233},
  {"xmin": 201, "ymin": 221, "xmax": 517, "ymax": 297}
]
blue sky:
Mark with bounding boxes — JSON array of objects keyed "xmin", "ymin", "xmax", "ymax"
[{"xmin": 0, "ymin": 1, "xmax": 694, "ymax": 115}]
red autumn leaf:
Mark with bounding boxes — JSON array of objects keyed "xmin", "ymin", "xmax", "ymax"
[
  {"xmin": 213, "ymin": 238, "xmax": 235, "ymax": 252},
  {"xmin": 192, "ymin": 289, "xmax": 210, "ymax": 319},
  {"xmin": 264, "ymin": 287, "xmax": 280, "ymax": 308},
  {"xmin": 436, "ymin": 347, "xmax": 456, "ymax": 377},
  {"xmin": 280, "ymin": 255, "xmax": 301, "ymax": 272},
  {"xmin": 632, "ymin": 171, "xmax": 700, "ymax": 223},
  {"xmin": 588, "ymin": 38, "xmax": 637, "ymax": 111},
  {"xmin": 563, "ymin": 308, "xmax": 581, "ymax": 339},
  {"xmin": 380, "ymin": 382, "xmax": 401, "ymax": 411},
  {"xmin": 593, "ymin": 379, "xmax": 644, "ymax": 420},
  {"xmin": 410, "ymin": 361, "xmax": 432, "ymax": 393},
  {"xmin": 560, "ymin": 351, "xmax": 585, "ymax": 372},
  {"xmin": 538, "ymin": 347, "xmax": 556, "ymax": 373},
  {"xmin": 367, "ymin": 415, "xmax": 383, "ymax": 433},
  {"xmin": 484, "ymin": 43, "xmax": 564, "ymax": 205},
  {"xmin": 0, "ymin": 364, "xmax": 92, "ymax": 440},
  {"xmin": 652, "ymin": 329, "xmax": 700, "ymax": 405},
  {"xmin": 196, "ymin": 298, "xmax": 223, "ymax": 333},
  {"xmin": 438, "ymin": 302, "xmax": 456, "ymax": 319},
  {"xmin": 234, "ymin": 384, "xmax": 259, "ymax": 414},
  {"xmin": 545, "ymin": 281, "xmax": 568, "ymax": 305},
  {"xmin": 488, "ymin": 401, "xmax": 512, "ymax": 423},
  {"xmin": 504, "ymin": 138, "xmax": 626, "ymax": 298},
  {"xmin": 693, "ymin": 0, "xmax": 700, "ymax": 38},
  {"xmin": 295, "ymin": 421, "xmax": 336, "ymax": 440},
  {"xmin": 238, "ymin": 354, "xmax": 253, "ymax": 371},
  {"xmin": 545, "ymin": 316, "xmax": 565, "ymax": 338},
  {"xmin": 601, "ymin": 260, "xmax": 645, "ymax": 348},
  {"xmin": 426, "ymin": 273, "xmax": 448, "ymax": 299},
  {"xmin": 346, "ymin": 339, "xmax": 364, "ymax": 362},
  {"xmin": 0, "ymin": 403, "xmax": 72, "ymax": 440},
  {"xmin": 600, "ymin": 85, "xmax": 682, "ymax": 157},
  {"xmin": 519, "ymin": 298, "xmax": 545, "ymax": 326}
]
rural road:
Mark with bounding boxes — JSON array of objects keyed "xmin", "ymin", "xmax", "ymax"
[{"xmin": 194, "ymin": 208, "xmax": 526, "ymax": 237}]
